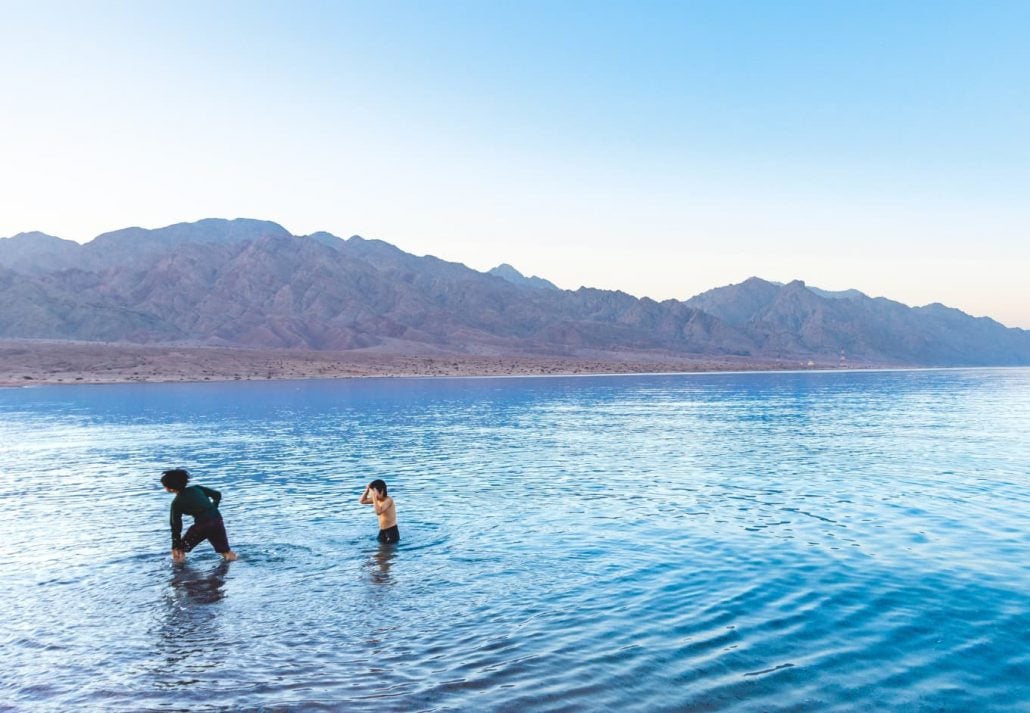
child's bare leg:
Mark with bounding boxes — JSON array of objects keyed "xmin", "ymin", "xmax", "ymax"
[
  {"xmin": 221, "ymin": 550, "xmax": 238, "ymax": 561},
  {"xmin": 171, "ymin": 549, "xmax": 186, "ymax": 563}
]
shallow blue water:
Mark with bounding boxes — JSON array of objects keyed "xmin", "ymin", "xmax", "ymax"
[{"xmin": 0, "ymin": 368, "xmax": 1028, "ymax": 711}]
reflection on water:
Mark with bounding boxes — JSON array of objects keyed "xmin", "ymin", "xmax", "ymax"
[
  {"xmin": 366, "ymin": 544, "xmax": 397, "ymax": 586},
  {"xmin": 152, "ymin": 561, "xmax": 232, "ymax": 684},
  {"xmin": 169, "ymin": 560, "xmax": 230, "ymax": 606},
  {"xmin": 0, "ymin": 368, "xmax": 1028, "ymax": 711}
]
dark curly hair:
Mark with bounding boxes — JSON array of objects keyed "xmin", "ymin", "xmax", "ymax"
[{"xmin": 161, "ymin": 468, "xmax": 190, "ymax": 491}]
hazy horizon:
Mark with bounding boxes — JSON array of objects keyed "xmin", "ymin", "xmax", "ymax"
[{"xmin": 2, "ymin": 2, "xmax": 1027, "ymax": 327}]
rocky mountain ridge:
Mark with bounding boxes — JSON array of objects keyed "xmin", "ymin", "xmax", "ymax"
[{"xmin": 1, "ymin": 218, "xmax": 1028, "ymax": 366}]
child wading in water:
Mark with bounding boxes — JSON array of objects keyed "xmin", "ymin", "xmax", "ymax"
[
  {"xmin": 360, "ymin": 479, "xmax": 399, "ymax": 543},
  {"xmin": 161, "ymin": 468, "xmax": 238, "ymax": 562}
]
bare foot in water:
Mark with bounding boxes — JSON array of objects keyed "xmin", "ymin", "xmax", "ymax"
[{"xmin": 221, "ymin": 551, "xmax": 238, "ymax": 561}]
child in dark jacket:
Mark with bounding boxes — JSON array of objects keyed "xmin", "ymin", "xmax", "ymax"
[{"xmin": 161, "ymin": 468, "xmax": 237, "ymax": 562}]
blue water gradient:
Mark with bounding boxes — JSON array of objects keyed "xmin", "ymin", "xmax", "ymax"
[{"xmin": 0, "ymin": 368, "xmax": 1027, "ymax": 711}]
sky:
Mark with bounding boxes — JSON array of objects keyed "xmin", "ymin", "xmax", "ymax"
[{"xmin": 1, "ymin": 1, "xmax": 1028, "ymax": 327}]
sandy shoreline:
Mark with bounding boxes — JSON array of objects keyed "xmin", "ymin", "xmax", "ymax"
[{"xmin": 0, "ymin": 340, "xmax": 849, "ymax": 387}]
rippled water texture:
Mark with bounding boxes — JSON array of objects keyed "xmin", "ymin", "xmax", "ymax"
[{"xmin": 1, "ymin": 369, "xmax": 1028, "ymax": 711}]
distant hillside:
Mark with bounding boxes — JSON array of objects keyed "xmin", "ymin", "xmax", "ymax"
[
  {"xmin": 0, "ymin": 219, "xmax": 748, "ymax": 357},
  {"xmin": 684, "ymin": 277, "xmax": 1030, "ymax": 366},
  {"xmin": 1, "ymin": 220, "xmax": 1028, "ymax": 366}
]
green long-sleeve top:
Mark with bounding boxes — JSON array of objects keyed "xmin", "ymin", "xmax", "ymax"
[{"xmin": 170, "ymin": 484, "xmax": 222, "ymax": 549}]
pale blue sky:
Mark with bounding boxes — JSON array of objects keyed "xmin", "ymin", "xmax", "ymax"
[{"xmin": 2, "ymin": 1, "xmax": 1028, "ymax": 326}]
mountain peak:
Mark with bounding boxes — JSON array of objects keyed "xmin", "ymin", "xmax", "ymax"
[
  {"xmin": 0, "ymin": 231, "xmax": 82, "ymax": 273},
  {"xmin": 304, "ymin": 231, "xmax": 346, "ymax": 250},
  {"xmin": 92, "ymin": 218, "xmax": 290, "ymax": 246},
  {"xmin": 807, "ymin": 285, "xmax": 868, "ymax": 300},
  {"xmin": 488, "ymin": 263, "xmax": 559, "ymax": 290},
  {"xmin": 684, "ymin": 276, "xmax": 783, "ymax": 327},
  {"xmin": 2, "ymin": 231, "xmax": 69, "ymax": 243},
  {"xmin": 490, "ymin": 263, "xmax": 524, "ymax": 280},
  {"xmin": 343, "ymin": 234, "xmax": 409, "ymax": 260}
]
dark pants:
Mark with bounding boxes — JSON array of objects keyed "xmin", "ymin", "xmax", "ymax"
[
  {"xmin": 183, "ymin": 517, "xmax": 231, "ymax": 553},
  {"xmin": 377, "ymin": 525, "xmax": 400, "ymax": 544}
]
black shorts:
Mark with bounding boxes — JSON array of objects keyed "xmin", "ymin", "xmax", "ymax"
[
  {"xmin": 377, "ymin": 525, "xmax": 400, "ymax": 544},
  {"xmin": 183, "ymin": 517, "xmax": 231, "ymax": 554}
]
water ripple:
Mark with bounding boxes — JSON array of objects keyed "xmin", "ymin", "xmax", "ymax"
[{"xmin": 0, "ymin": 368, "xmax": 1028, "ymax": 711}]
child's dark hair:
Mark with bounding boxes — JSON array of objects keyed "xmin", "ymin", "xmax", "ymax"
[
  {"xmin": 161, "ymin": 468, "xmax": 190, "ymax": 491},
  {"xmin": 369, "ymin": 479, "xmax": 388, "ymax": 496}
]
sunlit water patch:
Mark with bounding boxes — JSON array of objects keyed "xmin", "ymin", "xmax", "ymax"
[{"xmin": 1, "ymin": 369, "xmax": 1028, "ymax": 711}]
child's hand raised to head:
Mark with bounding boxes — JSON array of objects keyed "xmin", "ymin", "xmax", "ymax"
[{"xmin": 359, "ymin": 483, "xmax": 376, "ymax": 505}]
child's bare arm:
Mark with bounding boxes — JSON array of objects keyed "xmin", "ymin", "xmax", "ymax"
[
  {"xmin": 373, "ymin": 495, "xmax": 392, "ymax": 516},
  {"xmin": 359, "ymin": 484, "xmax": 373, "ymax": 504}
]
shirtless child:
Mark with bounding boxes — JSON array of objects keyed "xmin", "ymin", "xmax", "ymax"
[{"xmin": 360, "ymin": 479, "xmax": 399, "ymax": 543}]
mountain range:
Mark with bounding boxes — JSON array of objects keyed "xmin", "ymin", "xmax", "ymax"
[{"xmin": 1, "ymin": 218, "xmax": 1027, "ymax": 366}]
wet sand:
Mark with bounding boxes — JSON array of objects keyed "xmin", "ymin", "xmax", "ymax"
[{"xmin": 0, "ymin": 340, "xmax": 847, "ymax": 387}]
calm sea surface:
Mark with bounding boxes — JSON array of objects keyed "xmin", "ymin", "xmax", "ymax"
[{"xmin": 0, "ymin": 368, "xmax": 1027, "ymax": 712}]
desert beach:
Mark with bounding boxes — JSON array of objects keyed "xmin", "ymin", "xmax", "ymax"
[{"xmin": 0, "ymin": 340, "xmax": 843, "ymax": 387}]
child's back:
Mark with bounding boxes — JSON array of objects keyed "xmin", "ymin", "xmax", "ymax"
[{"xmin": 162, "ymin": 469, "xmax": 237, "ymax": 561}]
